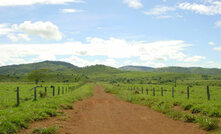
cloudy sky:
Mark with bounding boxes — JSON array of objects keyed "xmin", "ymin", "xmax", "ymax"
[{"xmin": 0, "ymin": 0, "xmax": 221, "ymax": 68}]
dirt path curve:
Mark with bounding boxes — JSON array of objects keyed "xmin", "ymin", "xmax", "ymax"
[{"xmin": 19, "ymin": 85, "xmax": 207, "ymax": 134}]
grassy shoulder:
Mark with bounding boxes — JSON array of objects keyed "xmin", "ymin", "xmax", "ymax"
[
  {"xmin": 102, "ymin": 83, "xmax": 220, "ymax": 132},
  {"xmin": 0, "ymin": 83, "xmax": 94, "ymax": 134}
]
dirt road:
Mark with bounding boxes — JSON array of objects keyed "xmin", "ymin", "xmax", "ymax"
[{"xmin": 19, "ymin": 85, "xmax": 207, "ymax": 134}]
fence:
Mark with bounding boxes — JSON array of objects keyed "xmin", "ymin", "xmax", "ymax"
[
  {"xmin": 127, "ymin": 85, "xmax": 213, "ymax": 101},
  {"xmin": 0, "ymin": 83, "xmax": 86, "ymax": 109}
]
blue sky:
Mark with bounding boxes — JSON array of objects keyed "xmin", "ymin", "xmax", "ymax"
[{"xmin": 0, "ymin": 0, "xmax": 221, "ymax": 68}]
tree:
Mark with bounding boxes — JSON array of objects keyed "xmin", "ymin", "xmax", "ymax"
[{"xmin": 27, "ymin": 69, "xmax": 47, "ymax": 84}]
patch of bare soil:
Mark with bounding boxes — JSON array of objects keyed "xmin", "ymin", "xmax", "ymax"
[{"xmin": 18, "ymin": 85, "xmax": 207, "ymax": 134}]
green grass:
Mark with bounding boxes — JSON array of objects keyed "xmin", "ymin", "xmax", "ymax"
[
  {"xmin": 0, "ymin": 82, "xmax": 85, "ymax": 109},
  {"xmin": 102, "ymin": 83, "xmax": 221, "ymax": 132},
  {"xmin": 33, "ymin": 126, "xmax": 58, "ymax": 134},
  {"xmin": 0, "ymin": 83, "xmax": 94, "ymax": 134}
]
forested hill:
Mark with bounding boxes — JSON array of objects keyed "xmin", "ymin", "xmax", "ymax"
[
  {"xmin": 0, "ymin": 61, "xmax": 78, "ymax": 75},
  {"xmin": 119, "ymin": 66, "xmax": 221, "ymax": 75},
  {"xmin": 1, "ymin": 61, "xmax": 221, "ymax": 76}
]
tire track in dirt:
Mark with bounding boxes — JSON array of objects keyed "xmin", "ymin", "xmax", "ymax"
[{"xmin": 18, "ymin": 85, "xmax": 207, "ymax": 134}]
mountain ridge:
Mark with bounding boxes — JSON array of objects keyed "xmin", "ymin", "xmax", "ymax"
[{"xmin": 1, "ymin": 61, "xmax": 221, "ymax": 75}]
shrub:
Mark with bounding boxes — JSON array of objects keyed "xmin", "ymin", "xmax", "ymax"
[
  {"xmin": 182, "ymin": 114, "xmax": 195, "ymax": 122},
  {"xmin": 166, "ymin": 111, "xmax": 184, "ymax": 120},
  {"xmin": 196, "ymin": 116, "xmax": 218, "ymax": 131}
]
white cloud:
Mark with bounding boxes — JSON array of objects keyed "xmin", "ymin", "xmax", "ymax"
[
  {"xmin": 0, "ymin": 37, "xmax": 197, "ymax": 67},
  {"xmin": 60, "ymin": 9, "xmax": 84, "ymax": 13},
  {"xmin": 215, "ymin": 20, "xmax": 221, "ymax": 27},
  {"xmin": 205, "ymin": 61, "xmax": 221, "ymax": 68},
  {"xmin": 13, "ymin": 21, "xmax": 62, "ymax": 40},
  {"xmin": 177, "ymin": 61, "xmax": 221, "ymax": 68},
  {"xmin": 214, "ymin": 47, "xmax": 221, "ymax": 51},
  {"xmin": 208, "ymin": 41, "xmax": 215, "ymax": 46},
  {"xmin": 144, "ymin": 6, "xmax": 176, "ymax": 15},
  {"xmin": 61, "ymin": 56, "xmax": 117, "ymax": 67},
  {"xmin": 7, "ymin": 34, "xmax": 30, "ymax": 42},
  {"xmin": 179, "ymin": 1, "xmax": 221, "ymax": 15},
  {"xmin": 0, "ymin": 24, "xmax": 12, "ymax": 36},
  {"xmin": 34, "ymin": 54, "xmax": 56, "ymax": 61},
  {"xmin": 184, "ymin": 56, "xmax": 206, "ymax": 62},
  {"xmin": 0, "ymin": 0, "xmax": 84, "ymax": 7},
  {"xmin": 156, "ymin": 15, "xmax": 173, "ymax": 19},
  {"xmin": 123, "ymin": 0, "xmax": 143, "ymax": 9},
  {"xmin": 7, "ymin": 34, "xmax": 19, "ymax": 42}
]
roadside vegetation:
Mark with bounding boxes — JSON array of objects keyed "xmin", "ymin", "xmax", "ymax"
[
  {"xmin": 0, "ymin": 83, "xmax": 93, "ymax": 134},
  {"xmin": 102, "ymin": 83, "xmax": 221, "ymax": 132}
]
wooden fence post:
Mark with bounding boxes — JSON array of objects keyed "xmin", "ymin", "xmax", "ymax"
[
  {"xmin": 52, "ymin": 86, "xmax": 55, "ymax": 96},
  {"xmin": 58, "ymin": 86, "xmax": 60, "ymax": 95},
  {"xmin": 172, "ymin": 87, "xmax": 174, "ymax": 98},
  {"xmin": 17, "ymin": 87, "xmax": 20, "ymax": 106},
  {"xmin": 66, "ymin": 87, "xmax": 67, "ymax": 93},
  {"xmin": 146, "ymin": 88, "xmax": 148, "ymax": 95},
  {"xmin": 62, "ymin": 87, "xmax": 64, "ymax": 94},
  {"xmin": 34, "ymin": 87, "xmax": 37, "ymax": 101},
  {"xmin": 161, "ymin": 87, "xmax": 163, "ymax": 96},
  {"xmin": 207, "ymin": 86, "xmax": 210, "ymax": 100},
  {"xmin": 141, "ymin": 87, "xmax": 143, "ymax": 94},
  {"xmin": 45, "ymin": 87, "xmax": 47, "ymax": 96},
  {"xmin": 187, "ymin": 86, "xmax": 189, "ymax": 99},
  {"xmin": 153, "ymin": 88, "xmax": 155, "ymax": 96}
]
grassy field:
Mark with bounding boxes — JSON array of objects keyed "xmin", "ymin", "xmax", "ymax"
[
  {"xmin": 102, "ymin": 83, "xmax": 221, "ymax": 132},
  {"xmin": 0, "ymin": 82, "xmax": 94, "ymax": 134}
]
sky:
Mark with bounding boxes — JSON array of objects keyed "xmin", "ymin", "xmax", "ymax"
[{"xmin": 0, "ymin": 0, "xmax": 221, "ymax": 68}]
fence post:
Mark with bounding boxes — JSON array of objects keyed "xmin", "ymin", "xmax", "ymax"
[
  {"xmin": 187, "ymin": 86, "xmax": 189, "ymax": 99},
  {"xmin": 146, "ymin": 88, "xmax": 148, "ymax": 95},
  {"xmin": 153, "ymin": 88, "xmax": 155, "ymax": 96},
  {"xmin": 66, "ymin": 87, "xmax": 67, "ymax": 93},
  {"xmin": 45, "ymin": 87, "xmax": 47, "ymax": 96},
  {"xmin": 172, "ymin": 87, "xmax": 174, "ymax": 98},
  {"xmin": 17, "ymin": 87, "xmax": 20, "ymax": 106},
  {"xmin": 141, "ymin": 87, "xmax": 143, "ymax": 94},
  {"xmin": 161, "ymin": 87, "xmax": 163, "ymax": 96},
  {"xmin": 62, "ymin": 87, "xmax": 64, "ymax": 94},
  {"xmin": 58, "ymin": 86, "xmax": 60, "ymax": 95},
  {"xmin": 34, "ymin": 87, "xmax": 37, "ymax": 101},
  {"xmin": 207, "ymin": 86, "xmax": 210, "ymax": 100},
  {"xmin": 52, "ymin": 86, "xmax": 55, "ymax": 96}
]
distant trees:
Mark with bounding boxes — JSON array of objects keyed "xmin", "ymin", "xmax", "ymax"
[{"xmin": 27, "ymin": 69, "xmax": 47, "ymax": 84}]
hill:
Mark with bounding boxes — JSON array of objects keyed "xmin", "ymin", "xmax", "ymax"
[
  {"xmin": 119, "ymin": 65, "xmax": 221, "ymax": 75},
  {"xmin": 152, "ymin": 67, "xmax": 221, "ymax": 75},
  {"xmin": 0, "ymin": 61, "xmax": 78, "ymax": 75},
  {"xmin": 119, "ymin": 66, "xmax": 153, "ymax": 71},
  {"xmin": 80, "ymin": 65, "xmax": 121, "ymax": 74}
]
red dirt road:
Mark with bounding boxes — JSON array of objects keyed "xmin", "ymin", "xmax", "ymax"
[{"xmin": 18, "ymin": 85, "xmax": 207, "ymax": 134}]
